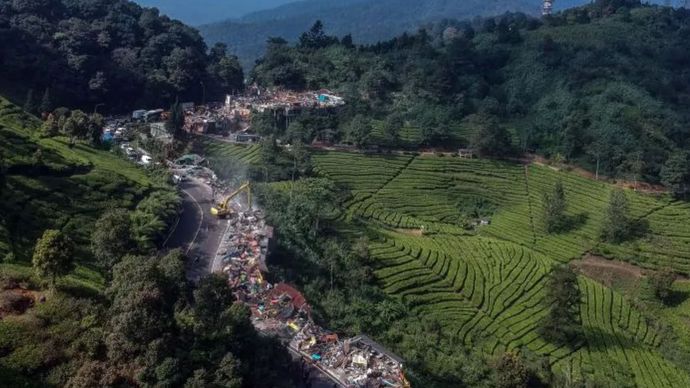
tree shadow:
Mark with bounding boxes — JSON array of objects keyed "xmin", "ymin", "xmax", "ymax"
[
  {"xmin": 664, "ymin": 288, "xmax": 690, "ymax": 308},
  {"xmin": 550, "ymin": 212, "xmax": 589, "ymax": 234},
  {"xmin": 630, "ymin": 218, "xmax": 650, "ymax": 240}
]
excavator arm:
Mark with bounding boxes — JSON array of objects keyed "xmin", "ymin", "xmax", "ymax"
[{"xmin": 211, "ymin": 182, "xmax": 252, "ymax": 217}]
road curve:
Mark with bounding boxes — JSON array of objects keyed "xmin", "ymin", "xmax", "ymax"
[{"xmin": 164, "ymin": 178, "xmax": 227, "ymax": 282}]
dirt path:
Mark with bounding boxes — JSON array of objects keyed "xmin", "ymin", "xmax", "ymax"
[{"xmin": 571, "ymin": 254, "xmax": 647, "ymax": 287}]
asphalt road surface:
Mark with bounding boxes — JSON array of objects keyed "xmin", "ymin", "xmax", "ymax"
[{"xmin": 164, "ymin": 178, "xmax": 227, "ymax": 282}]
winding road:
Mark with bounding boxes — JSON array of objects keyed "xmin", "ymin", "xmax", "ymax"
[{"xmin": 163, "ymin": 178, "xmax": 228, "ymax": 282}]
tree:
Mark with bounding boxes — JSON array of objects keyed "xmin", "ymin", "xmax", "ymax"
[
  {"xmin": 543, "ymin": 180, "xmax": 567, "ymax": 233},
  {"xmin": 39, "ymin": 88, "xmax": 53, "ymax": 114},
  {"xmin": 382, "ymin": 113, "xmax": 402, "ymax": 146},
  {"xmin": 601, "ymin": 189, "xmax": 631, "ymax": 243},
  {"xmin": 213, "ymin": 56, "xmax": 244, "ymax": 93},
  {"xmin": 63, "ymin": 110, "xmax": 89, "ymax": 145},
  {"xmin": 299, "ymin": 20, "xmax": 337, "ymax": 49},
  {"xmin": 214, "ymin": 353, "xmax": 242, "ymax": 388},
  {"xmin": 470, "ymin": 116, "xmax": 513, "ymax": 157},
  {"xmin": 32, "ymin": 229, "xmax": 75, "ymax": 288},
  {"xmin": 91, "ymin": 209, "xmax": 135, "ymax": 271},
  {"xmin": 495, "ymin": 351, "xmax": 530, "ymax": 388},
  {"xmin": 24, "ymin": 89, "xmax": 36, "ymax": 114},
  {"xmin": 661, "ymin": 151, "xmax": 689, "ymax": 198},
  {"xmin": 42, "ymin": 113, "xmax": 59, "ymax": 137},
  {"xmin": 289, "ymin": 140, "xmax": 310, "ymax": 182},
  {"xmin": 87, "ymin": 113, "xmax": 104, "ymax": 147},
  {"xmin": 648, "ymin": 268, "xmax": 675, "ymax": 304},
  {"xmin": 540, "ymin": 265, "xmax": 582, "ymax": 346},
  {"xmin": 168, "ymin": 99, "xmax": 185, "ymax": 140},
  {"xmin": 192, "ymin": 274, "xmax": 235, "ymax": 336},
  {"xmin": 346, "ymin": 115, "xmax": 372, "ymax": 147}
]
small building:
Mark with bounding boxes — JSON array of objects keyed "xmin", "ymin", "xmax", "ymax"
[{"xmin": 458, "ymin": 148, "xmax": 476, "ymax": 159}]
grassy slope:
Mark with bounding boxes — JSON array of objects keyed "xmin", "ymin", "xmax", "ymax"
[
  {"xmin": 0, "ymin": 97, "xmax": 168, "ymax": 292},
  {"xmin": 312, "ymin": 151, "xmax": 690, "ymax": 386}
]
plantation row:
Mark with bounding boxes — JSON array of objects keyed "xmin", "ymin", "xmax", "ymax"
[
  {"xmin": 555, "ymin": 278, "xmax": 689, "ymax": 387},
  {"xmin": 310, "ymin": 151, "xmax": 690, "ymax": 385},
  {"xmin": 198, "ymin": 137, "xmax": 261, "ymax": 165},
  {"xmin": 369, "ymin": 234, "xmax": 570, "ymax": 357},
  {"xmin": 314, "ymin": 151, "xmax": 690, "ymax": 273}
]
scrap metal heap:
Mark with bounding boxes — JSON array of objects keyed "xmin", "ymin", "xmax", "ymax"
[{"xmin": 215, "ymin": 208, "xmax": 408, "ymax": 388}]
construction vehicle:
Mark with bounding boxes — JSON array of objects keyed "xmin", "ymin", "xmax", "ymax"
[{"xmin": 211, "ymin": 182, "xmax": 252, "ymax": 218}]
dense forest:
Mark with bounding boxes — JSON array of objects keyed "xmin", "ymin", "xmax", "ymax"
[
  {"xmin": 199, "ymin": 0, "xmax": 538, "ymax": 68},
  {"xmin": 0, "ymin": 0, "xmax": 244, "ymax": 111},
  {"xmin": 250, "ymin": 0, "xmax": 690, "ymax": 186}
]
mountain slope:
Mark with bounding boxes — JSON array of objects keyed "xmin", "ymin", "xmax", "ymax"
[
  {"xmin": 0, "ymin": 96, "xmax": 177, "ymax": 290},
  {"xmin": 199, "ymin": 0, "xmax": 540, "ymax": 68},
  {"xmin": 249, "ymin": 3, "xmax": 690, "ymax": 184},
  {"xmin": 0, "ymin": 0, "xmax": 243, "ymax": 111},
  {"xmin": 133, "ymin": 0, "xmax": 299, "ymax": 25}
]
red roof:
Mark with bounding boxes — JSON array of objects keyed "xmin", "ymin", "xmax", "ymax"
[{"xmin": 272, "ymin": 283, "xmax": 307, "ymax": 310}]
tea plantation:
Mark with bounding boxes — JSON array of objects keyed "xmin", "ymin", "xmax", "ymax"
[
  {"xmin": 0, "ymin": 97, "xmax": 176, "ymax": 292},
  {"xmin": 312, "ymin": 151, "xmax": 690, "ymax": 386}
]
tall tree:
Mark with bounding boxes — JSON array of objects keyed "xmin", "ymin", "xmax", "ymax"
[
  {"xmin": 601, "ymin": 189, "xmax": 631, "ymax": 243},
  {"xmin": 168, "ymin": 99, "xmax": 185, "ymax": 140},
  {"xmin": 32, "ymin": 229, "xmax": 75, "ymax": 288},
  {"xmin": 648, "ymin": 268, "xmax": 676, "ymax": 304},
  {"xmin": 63, "ymin": 110, "xmax": 89, "ymax": 145},
  {"xmin": 346, "ymin": 115, "xmax": 372, "ymax": 147},
  {"xmin": 87, "ymin": 113, "xmax": 104, "ymax": 147},
  {"xmin": 299, "ymin": 20, "xmax": 337, "ymax": 49},
  {"xmin": 42, "ymin": 113, "xmax": 59, "ymax": 137},
  {"xmin": 540, "ymin": 265, "xmax": 583, "ymax": 346},
  {"xmin": 470, "ymin": 117, "xmax": 513, "ymax": 157},
  {"xmin": 91, "ymin": 209, "xmax": 135, "ymax": 272},
  {"xmin": 543, "ymin": 180, "xmax": 567, "ymax": 233},
  {"xmin": 290, "ymin": 140, "xmax": 310, "ymax": 182},
  {"xmin": 660, "ymin": 151, "xmax": 689, "ymax": 198},
  {"xmin": 495, "ymin": 351, "xmax": 530, "ymax": 388}
]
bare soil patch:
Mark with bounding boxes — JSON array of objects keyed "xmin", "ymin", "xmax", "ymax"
[
  {"xmin": 394, "ymin": 228, "xmax": 424, "ymax": 237},
  {"xmin": 0, "ymin": 284, "xmax": 43, "ymax": 319},
  {"xmin": 572, "ymin": 254, "xmax": 646, "ymax": 287}
]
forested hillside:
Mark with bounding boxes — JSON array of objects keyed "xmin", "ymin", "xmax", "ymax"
[
  {"xmin": 199, "ymin": 0, "xmax": 539, "ymax": 68},
  {"xmin": 0, "ymin": 0, "xmax": 244, "ymax": 111},
  {"xmin": 250, "ymin": 0, "xmax": 690, "ymax": 186},
  {"xmin": 0, "ymin": 95, "xmax": 296, "ymax": 386}
]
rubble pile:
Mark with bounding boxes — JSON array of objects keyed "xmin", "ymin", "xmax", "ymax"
[{"xmin": 215, "ymin": 205, "xmax": 408, "ymax": 388}]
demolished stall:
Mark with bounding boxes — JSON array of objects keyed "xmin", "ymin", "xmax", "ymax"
[{"xmin": 212, "ymin": 201, "xmax": 409, "ymax": 388}]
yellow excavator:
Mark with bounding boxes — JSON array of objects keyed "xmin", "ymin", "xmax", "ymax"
[{"xmin": 211, "ymin": 181, "xmax": 252, "ymax": 218}]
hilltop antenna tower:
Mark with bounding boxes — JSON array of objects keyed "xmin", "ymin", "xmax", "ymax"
[{"xmin": 543, "ymin": 0, "xmax": 554, "ymax": 16}]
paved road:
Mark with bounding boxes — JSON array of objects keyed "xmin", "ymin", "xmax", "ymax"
[{"xmin": 164, "ymin": 178, "xmax": 227, "ymax": 282}]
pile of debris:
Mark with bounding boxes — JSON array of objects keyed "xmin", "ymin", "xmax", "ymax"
[
  {"xmin": 291, "ymin": 328, "xmax": 408, "ymax": 388},
  {"xmin": 214, "ymin": 205, "xmax": 408, "ymax": 387}
]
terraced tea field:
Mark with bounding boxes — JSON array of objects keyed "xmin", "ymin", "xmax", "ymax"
[
  {"xmin": 196, "ymin": 137, "xmax": 261, "ymax": 165},
  {"xmin": 312, "ymin": 151, "xmax": 690, "ymax": 386}
]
